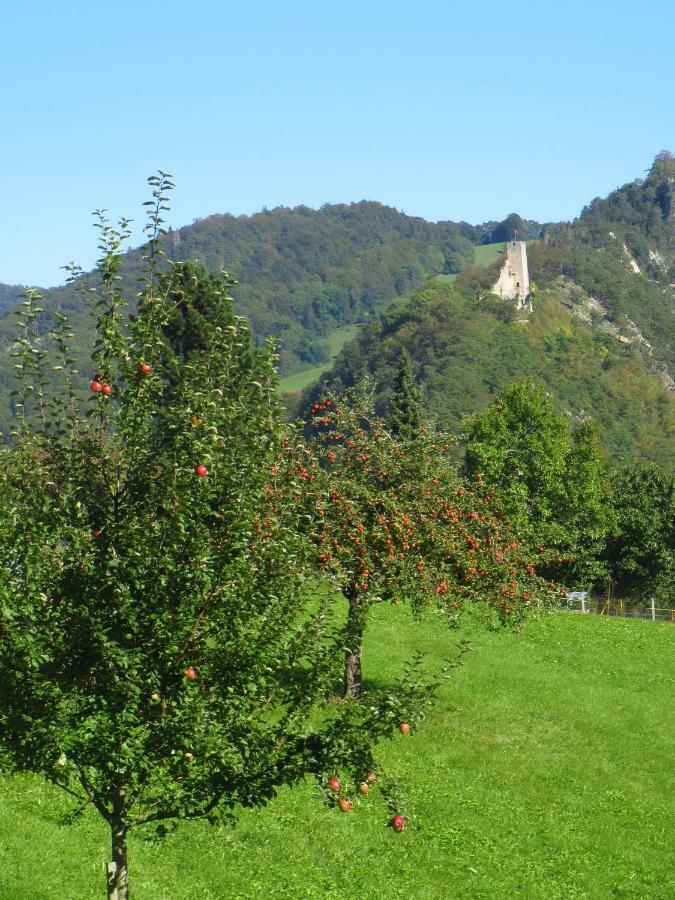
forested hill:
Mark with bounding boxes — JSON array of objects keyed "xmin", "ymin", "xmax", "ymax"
[
  {"xmin": 164, "ymin": 201, "xmax": 483, "ymax": 370},
  {"xmin": 307, "ymin": 278, "xmax": 674, "ymax": 469},
  {"xmin": 300, "ymin": 156, "xmax": 674, "ymax": 470},
  {"xmin": 525, "ymin": 151, "xmax": 675, "ymax": 377},
  {"xmin": 0, "ymin": 155, "xmax": 672, "ymax": 465},
  {"xmin": 0, "ymin": 200, "xmax": 484, "ymax": 438},
  {"xmin": 0, "ymin": 202, "xmax": 478, "ymax": 377},
  {"xmin": 571, "ymin": 150, "xmax": 675, "ymax": 280},
  {"xmin": 0, "ymin": 284, "xmax": 26, "ymax": 316}
]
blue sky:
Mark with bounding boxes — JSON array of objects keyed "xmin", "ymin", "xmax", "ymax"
[{"xmin": 1, "ymin": 0, "xmax": 673, "ymax": 287}]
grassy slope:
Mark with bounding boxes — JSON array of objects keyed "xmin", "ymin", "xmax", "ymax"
[
  {"xmin": 437, "ymin": 243, "xmax": 507, "ymax": 286},
  {"xmin": 474, "ymin": 243, "xmax": 507, "ymax": 266},
  {"xmin": 1, "ymin": 609, "xmax": 673, "ymax": 899},
  {"xmin": 278, "ymin": 324, "xmax": 361, "ymax": 394}
]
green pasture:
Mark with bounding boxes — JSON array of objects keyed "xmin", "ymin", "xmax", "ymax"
[
  {"xmin": 436, "ymin": 243, "xmax": 506, "ymax": 285},
  {"xmin": 2, "ymin": 608, "xmax": 673, "ymax": 898},
  {"xmin": 435, "ymin": 272, "xmax": 458, "ymax": 283},
  {"xmin": 474, "ymin": 242, "xmax": 507, "ymax": 266}
]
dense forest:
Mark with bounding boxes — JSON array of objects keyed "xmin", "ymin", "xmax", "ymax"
[{"xmin": 164, "ymin": 201, "xmax": 480, "ymax": 370}]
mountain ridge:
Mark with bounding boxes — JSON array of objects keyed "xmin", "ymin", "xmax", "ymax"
[{"xmin": 0, "ymin": 155, "xmax": 672, "ymax": 465}]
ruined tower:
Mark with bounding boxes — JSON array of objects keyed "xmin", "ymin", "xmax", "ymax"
[{"xmin": 491, "ymin": 240, "xmax": 530, "ymax": 309}]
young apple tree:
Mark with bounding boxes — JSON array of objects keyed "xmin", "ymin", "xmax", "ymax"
[{"xmin": 0, "ymin": 177, "xmax": 437, "ymax": 899}]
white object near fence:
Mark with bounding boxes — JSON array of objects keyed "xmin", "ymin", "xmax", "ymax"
[{"xmin": 566, "ymin": 591, "xmax": 589, "ymax": 612}]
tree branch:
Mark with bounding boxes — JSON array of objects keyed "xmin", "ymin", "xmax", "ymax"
[
  {"xmin": 77, "ymin": 768, "xmax": 113, "ymax": 823},
  {"xmin": 133, "ymin": 789, "xmax": 226, "ymax": 827}
]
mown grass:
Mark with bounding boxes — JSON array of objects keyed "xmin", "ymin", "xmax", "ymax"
[{"xmin": 2, "ymin": 609, "xmax": 673, "ymax": 899}]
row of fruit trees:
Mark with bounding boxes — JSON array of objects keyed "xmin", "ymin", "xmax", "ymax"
[{"xmin": 0, "ymin": 176, "xmax": 559, "ymax": 899}]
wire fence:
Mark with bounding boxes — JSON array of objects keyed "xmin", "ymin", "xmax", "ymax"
[{"xmin": 563, "ymin": 592, "xmax": 675, "ymax": 622}]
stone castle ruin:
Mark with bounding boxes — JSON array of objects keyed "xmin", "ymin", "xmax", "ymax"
[{"xmin": 491, "ymin": 239, "xmax": 530, "ymax": 309}]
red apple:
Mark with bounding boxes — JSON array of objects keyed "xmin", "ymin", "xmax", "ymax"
[
  {"xmin": 92, "ymin": 529, "xmax": 102, "ymax": 538},
  {"xmin": 90, "ymin": 380, "xmax": 103, "ymax": 392},
  {"xmin": 391, "ymin": 814, "xmax": 405, "ymax": 832},
  {"xmin": 101, "ymin": 384, "xmax": 112, "ymax": 395},
  {"xmin": 328, "ymin": 776, "xmax": 340, "ymax": 792},
  {"xmin": 367, "ymin": 771, "xmax": 377, "ymax": 784},
  {"xmin": 358, "ymin": 782, "xmax": 369, "ymax": 794},
  {"xmin": 139, "ymin": 362, "xmax": 153, "ymax": 375},
  {"xmin": 185, "ymin": 666, "xmax": 197, "ymax": 681},
  {"xmin": 194, "ymin": 464, "xmax": 209, "ymax": 477},
  {"xmin": 399, "ymin": 722, "xmax": 411, "ymax": 735},
  {"xmin": 338, "ymin": 798, "xmax": 352, "ymax": 812}
]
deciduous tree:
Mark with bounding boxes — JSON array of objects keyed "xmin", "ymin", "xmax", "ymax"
[
  {"xmin": 0, "ymin": 178, "xmax": 433, "ymax": 898},
  {"xmin": 463, "ymin": 379, "xmax": 613, "ymax": 588},
  {"xmin": 603, "ymin": 463, "xmax": 674, "ymax": 603},
  {"xmin": 284, "ymin": 385, "xmax": 557, "ymax": 699}
]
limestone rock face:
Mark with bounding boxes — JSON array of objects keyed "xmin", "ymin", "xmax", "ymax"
[{"xmin": 492, "ymin": 240, "xmax": 530, "ymax": 308}]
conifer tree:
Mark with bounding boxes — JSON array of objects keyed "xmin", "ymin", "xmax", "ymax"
[{"xmin": 386, "ymin": 348, "xmax": 423, "ymax": 441}]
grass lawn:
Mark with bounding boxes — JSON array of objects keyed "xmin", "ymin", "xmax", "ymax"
[{"xmin": 1, "ymin": 609, "xmax": 673, "ymax": 899}]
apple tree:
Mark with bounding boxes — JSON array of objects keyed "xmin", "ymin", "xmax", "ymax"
[
  {"xmin": 0, "ymin": 177, "xmax": 439, "ymax": 899},
  {"xmin": 280, "ymin": 385, "xmax": 558, "ymax": 699}
]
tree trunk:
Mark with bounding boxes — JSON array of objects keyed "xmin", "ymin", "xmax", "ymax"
[
  {"xmin": 107, "ymin": 819, "xmax": 129, "ymax": 900},
  {"xmin": 343, "ymin": 588, "xmax": 365, "ymax": 700},
  {"xmin": 344, "ymin": 641, "xmax": 362, "ymax": 700}
]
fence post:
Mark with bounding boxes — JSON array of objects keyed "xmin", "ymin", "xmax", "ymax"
[
  {"xmin": 651, "ymin": 597, "xmax": 656, "ymax": 621},
  {"xmin": 581, "ymin": 594, "xmax": 587, "ymax": 613}
]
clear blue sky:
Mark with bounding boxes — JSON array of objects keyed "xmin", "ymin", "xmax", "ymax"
[{"xmin": 1, "ymin": 0, "xmax": 673, "ymax": 287}]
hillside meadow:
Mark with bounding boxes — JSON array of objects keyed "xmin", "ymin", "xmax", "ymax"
[{"xmin": 1, "ymin": 608, "xmax": 673, "ymax": 899}]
